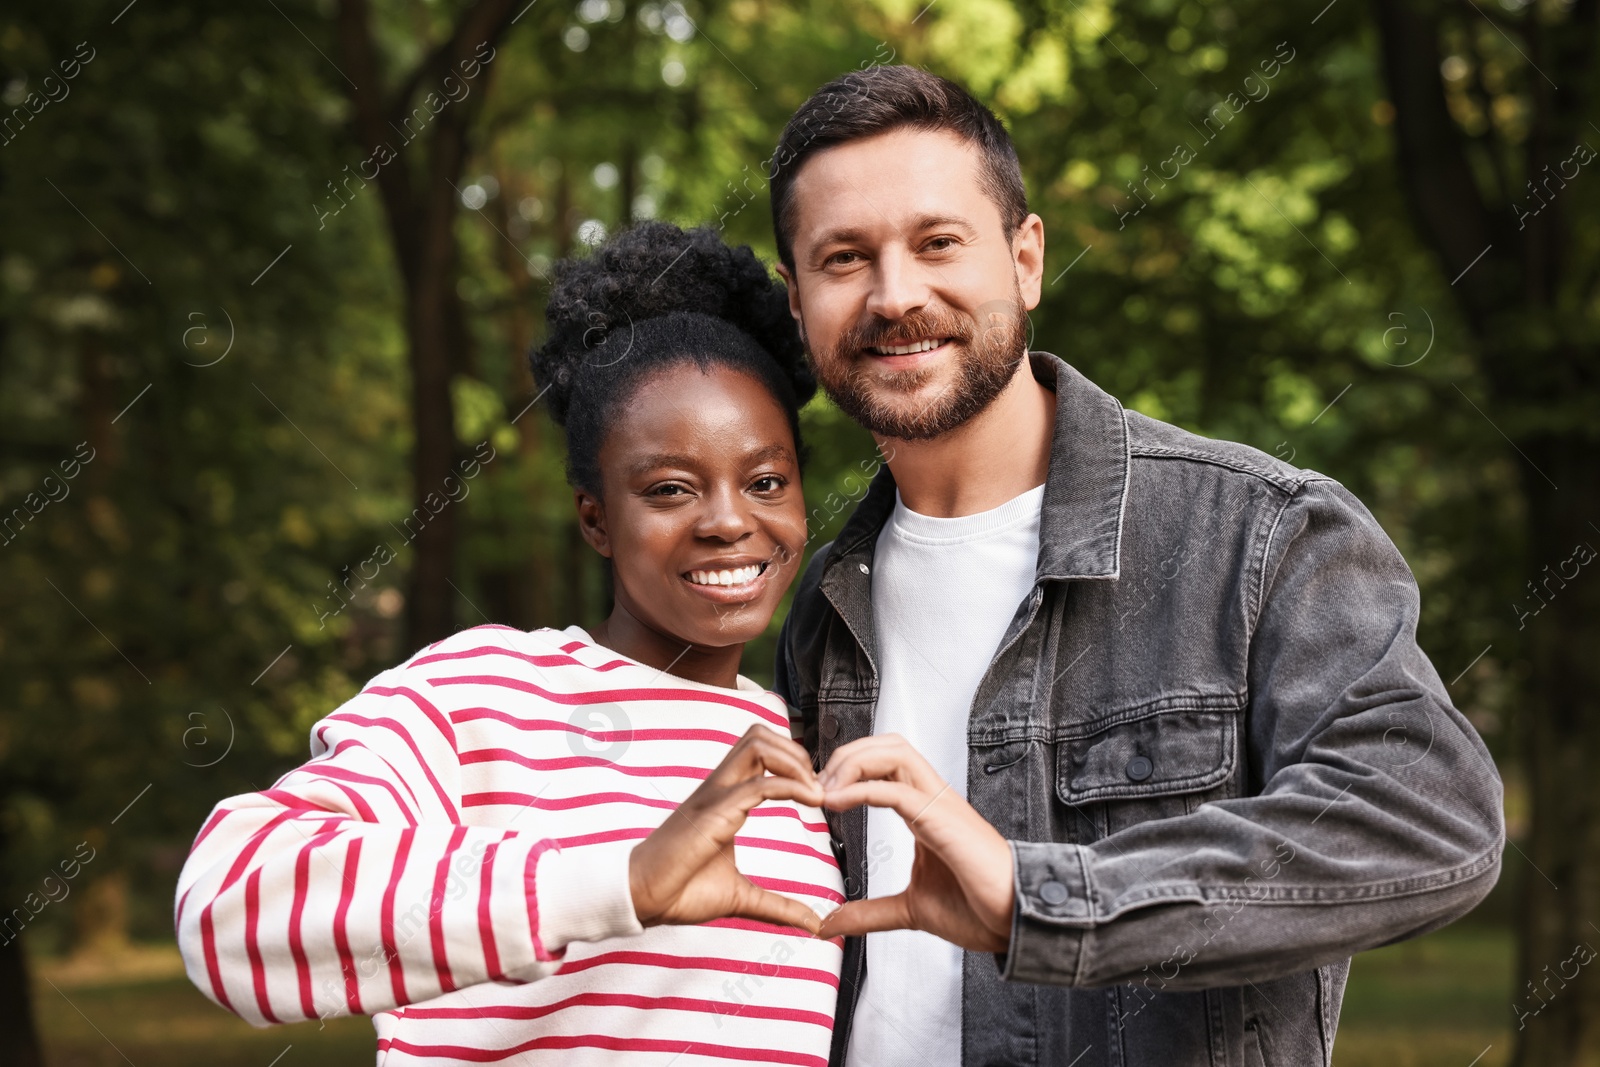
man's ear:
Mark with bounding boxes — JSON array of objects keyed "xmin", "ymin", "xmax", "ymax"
[
  {"xmin": 775, "ymin": 262, "xmax": 803, "ymax": 323},
  {"xmin": 574, "ymin": 488, "xmax": 613, "ymax": 558},
  {"xmin": 1012, "ymin": 213, "xmax": 1046, "ymax": 312}
]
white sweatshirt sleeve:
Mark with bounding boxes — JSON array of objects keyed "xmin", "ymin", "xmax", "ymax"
[{"xmin": 173, "ymin": 637, "xmax": 644, "ymax": 1026}]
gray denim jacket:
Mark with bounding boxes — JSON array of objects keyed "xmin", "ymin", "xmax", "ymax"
[{"xmin": 776, "ymin": 353, "xmax": 1504, "ymax": 1067}]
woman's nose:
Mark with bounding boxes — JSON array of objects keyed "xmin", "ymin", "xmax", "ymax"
[{"xmin": 695, "ymin": 484, "xmax": 757, "ymax": 541}]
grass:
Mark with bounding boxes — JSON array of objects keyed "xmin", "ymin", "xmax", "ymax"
[
  {"xmin": 33, "ymin": 926, "xmax": 1514, "ymax": 1065},
  {"xmin": 1335, "ymin": 925, "xmax": 1512, "ymax": 1067}
]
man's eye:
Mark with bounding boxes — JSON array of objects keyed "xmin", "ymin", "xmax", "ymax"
[
  {"xmin": 649, "ymin": 483, "xmax": 688, "ymax": 497},
  {"xmin": 924, "ymin": 236, "xmax": 956, "ymax": 251},
  {"xmin": 751, "ymin": 475, "xmax": 785, "ymax": 493},
  {"xmin": 827, "ymin": 251, "xmax": 860, "ymax": 266}
]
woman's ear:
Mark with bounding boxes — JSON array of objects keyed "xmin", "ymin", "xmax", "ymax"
[{"xmin": 574, "ymin": 488, "xmax": 613, "ymax": 558}]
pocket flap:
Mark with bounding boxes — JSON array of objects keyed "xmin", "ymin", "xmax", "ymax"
[{"xmin": 1056, "ymin": 707, "xmax": 1236, "ymax": 802}]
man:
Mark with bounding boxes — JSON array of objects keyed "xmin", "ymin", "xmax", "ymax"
[{"xmin": 770, "ymin": 65, "xmax": 1504, "ymax": 1067}]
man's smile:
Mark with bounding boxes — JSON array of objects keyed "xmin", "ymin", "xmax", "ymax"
[{"xmin": 864, "ymin": 336, "xmax": 955, "ymax": 369}]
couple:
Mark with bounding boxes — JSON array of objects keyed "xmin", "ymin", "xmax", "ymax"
[{"xmin": 176, "ymin": 66, "xmax": 1505, "ymax": 1066}]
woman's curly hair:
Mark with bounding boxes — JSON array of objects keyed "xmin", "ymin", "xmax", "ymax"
[{"xmin": 529, "ymin": 221, "xmax": 816, "ymax": 492}]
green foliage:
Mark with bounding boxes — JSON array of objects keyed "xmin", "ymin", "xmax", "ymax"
[{"xmin": 0, "ymin": 0, "xmax": 1560, "ymax": 980}]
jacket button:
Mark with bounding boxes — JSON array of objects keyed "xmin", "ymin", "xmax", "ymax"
[
  {"xmin": 858, "ymin": 563, "xmax": 870, "ymax": 575},
  {"xmin": 1125, "ymin": 755, "xmax": 1153, "ymax": 781},
  {"xmin": 821, "ymin": 713, "xmax": 840, "ymax": 739},
  {"xmin": 1039, "ymin": 880, "xmax": 1069, "ymax": 905}
]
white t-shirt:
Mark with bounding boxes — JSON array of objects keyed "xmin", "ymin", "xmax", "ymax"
[{"xmin": 844, "ymin": 482, "xmax": 1046, "ymax": 1067}]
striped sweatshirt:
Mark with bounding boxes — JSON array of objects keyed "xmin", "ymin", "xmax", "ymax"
[{"xmin": 175, "ymin": 624, "xmax": 844, "ymax": 1065}]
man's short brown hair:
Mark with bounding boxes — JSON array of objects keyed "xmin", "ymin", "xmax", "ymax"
[{"xmin": 768, "ymin": 65, "xmax": 1028, "ymax": 270}]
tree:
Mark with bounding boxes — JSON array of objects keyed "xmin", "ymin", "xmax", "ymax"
[
  {"xmin": 1373, "ymin": 1, "xmax": 1600, "ymax": 1060},
  {"xmin": 334, "ymin": 0, "xmax": 522, "ymax": 650}
]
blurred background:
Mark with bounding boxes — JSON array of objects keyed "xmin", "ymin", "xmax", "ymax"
[{"xmin": 2, "ymin": 0, "xmax": 1596, "ymax": 1063}]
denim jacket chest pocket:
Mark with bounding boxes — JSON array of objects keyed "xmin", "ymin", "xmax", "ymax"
[{"xmin": 1053, "ymin": 699, "xmax": 1245, "ymax": 841}]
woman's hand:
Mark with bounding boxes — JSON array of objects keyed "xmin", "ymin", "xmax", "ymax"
[
  {"xmin": 816, "ymin": 734, "xmax": 1014, "ymax": 953},
  {"xmin": 628, "ymin": 724, "xmax": 826, "ymax": 935}
]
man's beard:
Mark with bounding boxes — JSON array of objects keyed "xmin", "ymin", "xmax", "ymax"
[{"xmin": 807, "ymin": 292, "xmax": 1030, "ymax": 441}]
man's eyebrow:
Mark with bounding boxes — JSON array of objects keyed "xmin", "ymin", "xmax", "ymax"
[{"xmin": 810, "ymin": 213, "xmax": 979, "ymax": 253}]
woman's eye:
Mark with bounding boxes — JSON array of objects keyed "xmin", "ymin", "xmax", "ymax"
[{"xmin": 751, "ymin": 475, "xmax": 785, "ymax": 493}]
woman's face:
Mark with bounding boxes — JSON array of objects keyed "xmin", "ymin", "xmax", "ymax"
[{"xmin": 579, "ymin": 362, "xmax": 807, "ymax": 651}]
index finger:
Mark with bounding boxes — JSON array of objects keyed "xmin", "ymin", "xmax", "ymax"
[
  {"xmin": 819, "ymin": 733, "xmax": 942, "ymax": 793},
  {"xmin": 707, "ymin": 724, "xmax": 820, "ymax": 789}
]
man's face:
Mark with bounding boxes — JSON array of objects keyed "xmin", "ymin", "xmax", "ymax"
[{"xmin": 778, "ymin": 127, "xmax": 1044, "ymax": 440}]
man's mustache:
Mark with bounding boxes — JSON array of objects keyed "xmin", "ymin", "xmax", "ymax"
[{"xmin": 836, "ymin": 310, "xmax": 975, "ymax": 354}]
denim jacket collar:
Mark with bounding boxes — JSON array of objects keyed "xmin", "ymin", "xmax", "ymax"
[{"xmin": 821, "ymin": 351, "xmax": 1131, "ymax": 589}]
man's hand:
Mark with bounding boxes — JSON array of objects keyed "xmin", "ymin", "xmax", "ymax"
[
  {"xmin": 628, "ymin": 724, "xmax": 826, "ymax": 935},
  {"xmin": 816, "ymin": 734, "xmax": 1014, "ymax": 953}
]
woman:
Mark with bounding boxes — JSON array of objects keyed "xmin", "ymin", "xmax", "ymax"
[{"xmin": 175, "ymin": 222, "xmax": 844, "ymax": 1064}]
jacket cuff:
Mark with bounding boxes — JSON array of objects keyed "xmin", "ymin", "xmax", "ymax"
[
  {"xmin": 529, "ymin": 844, "xmax": 644, "ymax": 957},
  {"xmin": 998, "ymin": 840, "xmax": 1092, "ymax": 985}
]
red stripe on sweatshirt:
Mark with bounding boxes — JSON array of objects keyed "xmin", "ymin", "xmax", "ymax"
[
  {"xmin": 458, "ymin": 790, "xmax": 828, "ymax": 833},
  {"xmin": 292, "ymin": 764, "xmax": 414, "ymax": 825},
  {"xmin": 746, "ymin": 874, "xmax": 844, "ymax": 905},
  {"xmin": 524, "ymin": 840, "xmax": 566, "ymax": 963},
  {"xmin": 243, "ymin": 867, "xmax": 280, "ymax": 1023},
  {"xmin": 430, "ymin": 673, "xmax": 789, "ymax": 730},
  {"xmin": 411, "ymin": 645, "xmax": 629, "ymax": 673},
  {"xmin": 397, "ymin": 989, "xmax": 833, "ymax": 1029},
  {"xmin": 197, "ymin": 808, "xmax": 301, "ymax": 1010},
  {"xmin": 363, "ymin": 684, "xmax": 459, "ymax": 751},
  {"xmin": 380, "ymin": 829, "xmax": 415, "ymax": 1006},
  {"xmin": 428, "ymin": 826, "xmax": 469, "ymax": 993},
  {"xmin": 332, "ymin": 837, "xmax": 364, "ymax": 1014},
  {"xmin": 325, "ymin": 711, "xmax": 458, "ymax": 820},
  {"xmin": 450, "ymin": 705, "xmax": 744, "ymax": 746},
  {"xmin": 477, "ymin": 840, "xmax": 503, "ymax": 981},
  {"xmin": 459, "ymin": 748, "xmax": 712, "ymax": 781},
  {"xmin": 375, "ymin": 1032, "xmax": 828, "ymax": 1066},
  {"xmin": 540, "ymin": 826, "xmax": 834, "ymax": 867},
  {"xmin": 554, "ymin": 948, "xmax": 840, "ymax": 989},
  {"xmin": 289, "ymin": 835, "xmax": 317, "ymax": 1019}
]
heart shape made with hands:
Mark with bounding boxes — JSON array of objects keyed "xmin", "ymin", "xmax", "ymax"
[
  {"xmin": 814, "ymin": 733, "xmax": 1015, "ymax": 954},
  {"xmin": 628, "ymin": 724, "xmax": 832, "ymax": 936}
]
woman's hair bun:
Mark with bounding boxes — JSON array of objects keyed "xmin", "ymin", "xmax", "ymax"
[{"xmin": 530, "ymin": 221, "xmax": 814, "ymax": 427}]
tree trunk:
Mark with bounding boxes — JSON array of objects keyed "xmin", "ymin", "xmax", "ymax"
[
  {"xmin": 0, "ymin": 932, "xmax": 45, "ymax": 1067},
  {"xmin": 336, "ymin": 0, "xmax": 520, "ymax": 652},
  {"xmin": 1373, "ymin": 1, "xmax": 1600, "ymax": 1055},
  {"xmin": 403, "ymin": 264, "xmax": 462, "ymax": 649},
  {"xmin": 1511, "ymin": 435, "xmax": 1600, "ymax": 1064}
]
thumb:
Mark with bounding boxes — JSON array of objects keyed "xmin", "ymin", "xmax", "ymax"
[{"xmin": 816, "ymin": 894, "xmax": 915, "ymax": 939}]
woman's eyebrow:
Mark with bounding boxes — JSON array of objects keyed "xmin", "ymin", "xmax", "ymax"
[
  {"xmin": 627, "ymin": 444, "xmax": 792, "ymax": 478},
  {"xmin": 626, "ymin": 452, "xmax": 698, "ymax": 477},
  {"xmin": 743, "ymin": 443, "xmax": 794, "ymax": 466}
]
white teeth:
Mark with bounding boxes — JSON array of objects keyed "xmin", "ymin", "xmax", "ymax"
[
  {"xmin": 686, "ymin": 563, "xmax": 765, "ymax": 587},
  {"xmin": 873, "ymin": 338, "xmax": 942, "ymax": 356}
]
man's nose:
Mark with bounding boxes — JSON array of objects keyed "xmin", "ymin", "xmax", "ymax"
[{"xmin": 864, "ymin": 247, "xmax": 931, "ymax": 322}]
